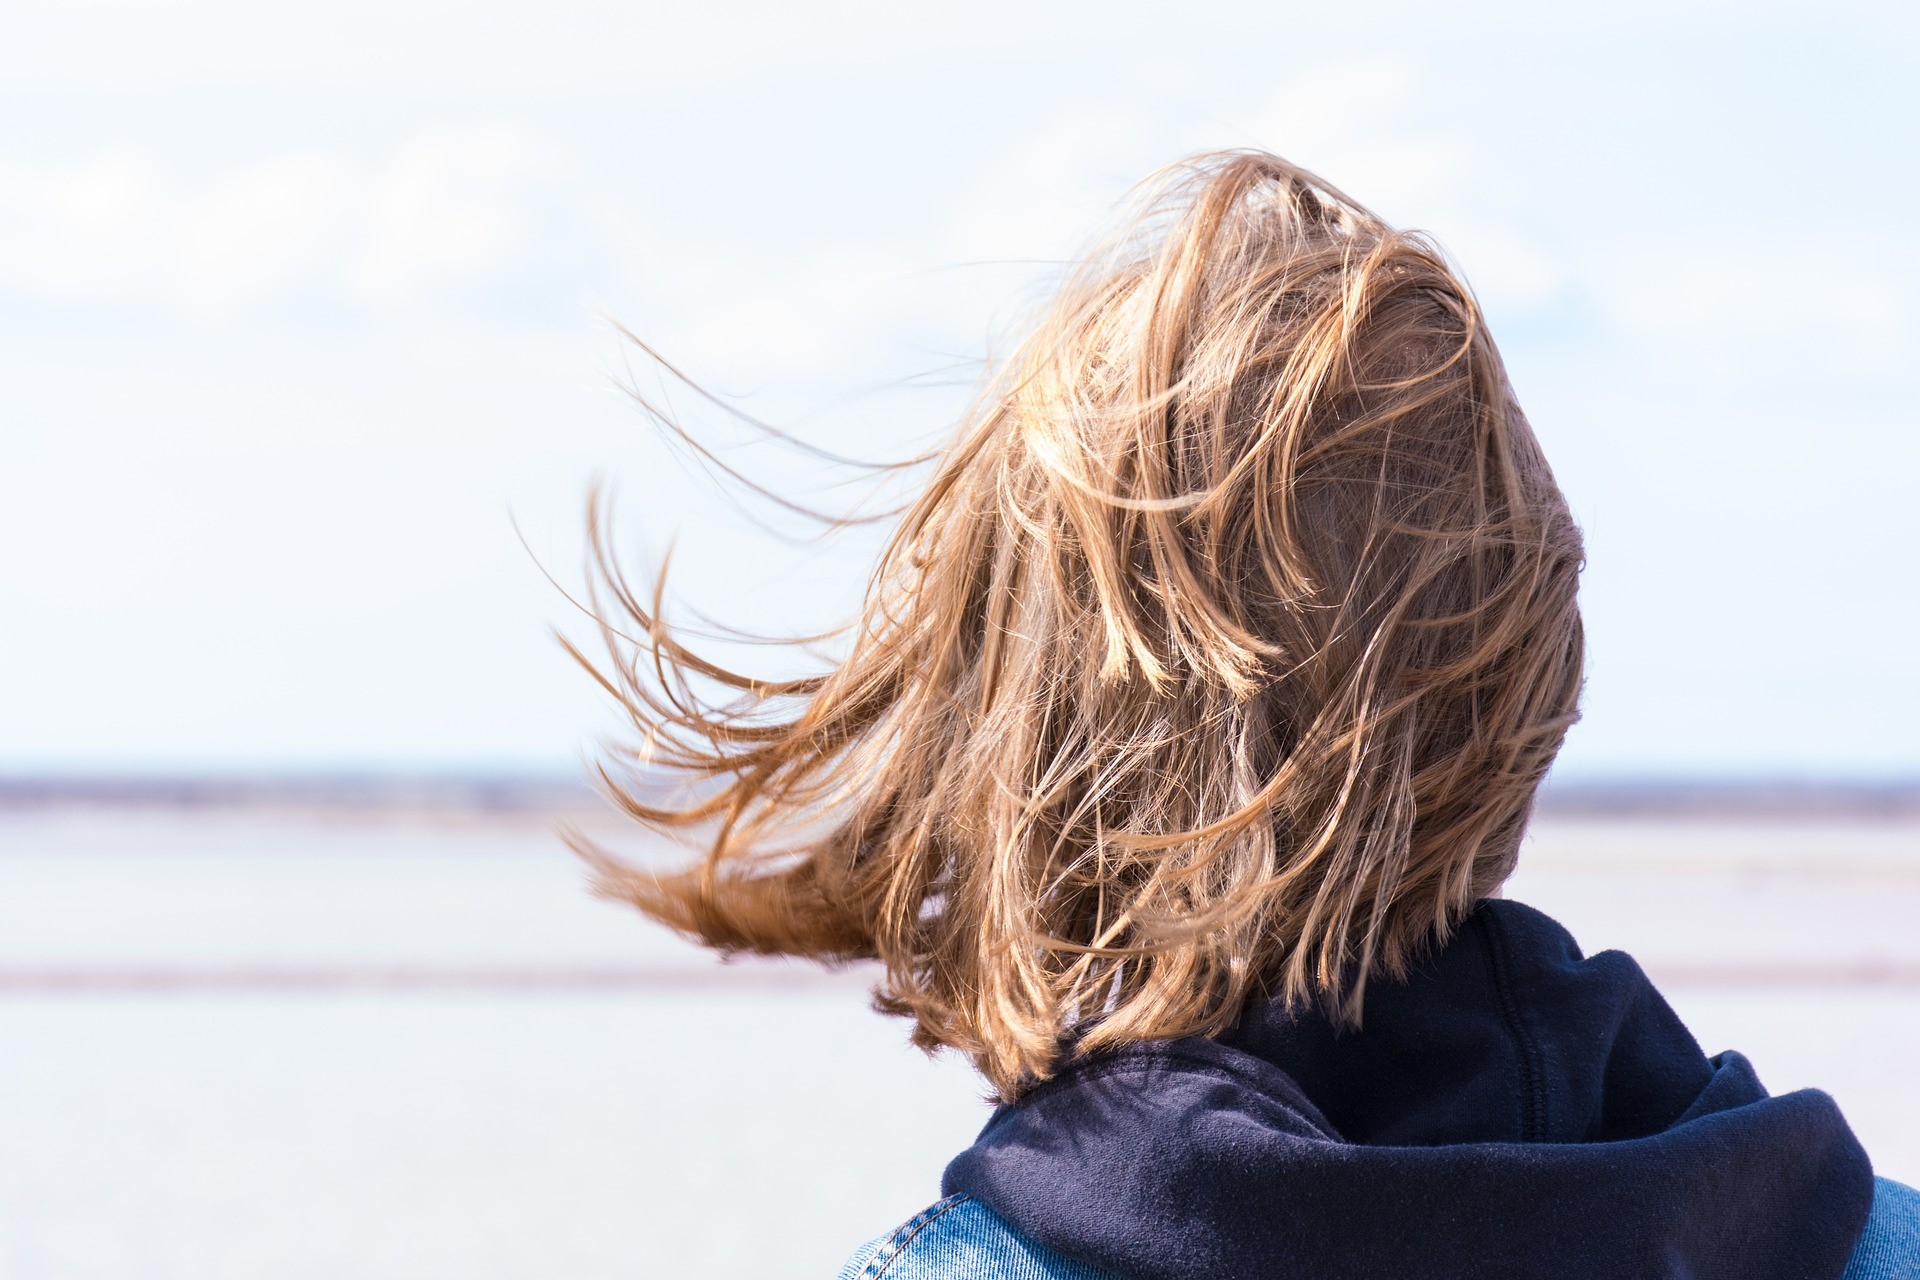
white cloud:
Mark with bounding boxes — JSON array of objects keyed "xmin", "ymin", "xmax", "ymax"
[
  {"xmin": 0, "ymin": 151, "xmax": 172, "ymax": 303},
  {"xmin": 176, "ymin": 156, "xmax": 359, "ymax": 314},
  {"xmin": 0, "ymin": 126, "xmax": 551, "ymax": 319},
  {"xmin": 645, "ymin": 110, "xmax": 1167, "ymax": 385},
  {"xmin": 345, "ymin": 128, "xmax": 549, "ymax": 309},
  {"xmin": 643, "ymin": 66, "xmax": 1575, "ymax": 390}
]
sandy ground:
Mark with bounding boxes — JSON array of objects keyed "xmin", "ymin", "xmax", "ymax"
[{"xmin": 0, "ymin": 807, "xmax": 1914, "ymax": 1279}]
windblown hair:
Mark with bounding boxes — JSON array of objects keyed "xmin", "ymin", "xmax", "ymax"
[{"xmin": 571, "ymin": 150, "xmax": 1585, "ymax": 1098}]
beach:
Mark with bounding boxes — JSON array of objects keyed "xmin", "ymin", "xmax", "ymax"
[{"xmin": 1, "ymin": 802, "xmax": 1914, "ymax": 1279}]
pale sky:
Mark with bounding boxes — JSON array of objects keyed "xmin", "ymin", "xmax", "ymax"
[{"xmin": 3, "ymin": 0, "xmax": 1915, "ymax": 777}]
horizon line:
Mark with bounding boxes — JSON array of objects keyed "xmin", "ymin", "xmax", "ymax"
[{"xmin": 1, "ymin": 770, "xmax": 1918, "ymax": 820}]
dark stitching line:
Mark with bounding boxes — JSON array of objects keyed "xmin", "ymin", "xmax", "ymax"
[
  {"xmin": 860, "ymin": 1194, "xmax": 971, "ymax": 1279},
  {"xmin": 1477, "ymin": 908, "xmax": 1547, "ymax": 1142}
]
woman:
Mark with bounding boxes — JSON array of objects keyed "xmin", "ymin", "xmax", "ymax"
[{"xmin": 573, "ymin": 150, "xmax": 1918, "ymax": 1279}]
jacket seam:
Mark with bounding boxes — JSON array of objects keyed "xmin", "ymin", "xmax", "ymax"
[
  {"xmin": 857, "ymin": 1193, "xmax": 971, "ymax": 1279},
  {"xmin": 1476, "ymin": 907, "xmax": 1547, "ymax": 1142}
]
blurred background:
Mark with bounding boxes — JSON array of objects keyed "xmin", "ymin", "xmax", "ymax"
[{"xmin": 2, "ymin": 1, "xmax": 1916, "ymax": 1276}]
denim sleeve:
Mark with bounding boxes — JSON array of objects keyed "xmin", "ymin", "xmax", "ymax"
[
  {"xmin": 835, "ymin": 1195, "xmax": 1122, "ymax": 1280},
  {"xmin": 841, "ymin": 1177, "xmax": 1920, "ymax": 1280},
  {"xmin": 1839, "ymin": 1178, "xmax": 1920, "ymax": 1280}
]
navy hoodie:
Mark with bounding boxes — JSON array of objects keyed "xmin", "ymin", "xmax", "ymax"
[{"xmin": 943, "ymin": 899, "xmax": 1874, "ymax": 1280}]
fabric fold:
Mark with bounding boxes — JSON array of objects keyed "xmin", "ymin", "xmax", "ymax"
[{"xmin": 943, "ymin": 900, "xmax": 1874, "ymax": 1280}]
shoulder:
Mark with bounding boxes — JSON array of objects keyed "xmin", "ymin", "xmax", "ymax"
[
  {"xmin": 1840, "ymin": 1178, "xmax": 1920, "ymax": 1279},
  {"xmin": 836, "ymin": 1195, "xmax": 1122, "ymax": 1280},
  {"xmin": 1471, "ymin": 896, "xmax": 1583, "ymax": 960}
]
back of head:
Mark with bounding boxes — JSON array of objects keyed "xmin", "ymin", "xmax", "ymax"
[{"xmin": 578, "ymin": 149, "xmax": 1586, "ymax": 1097}]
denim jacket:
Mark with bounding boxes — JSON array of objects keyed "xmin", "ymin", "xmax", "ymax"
[{"xmin": 840, "ymin": 1179, "xmax": 1920, "ymax": 1280}]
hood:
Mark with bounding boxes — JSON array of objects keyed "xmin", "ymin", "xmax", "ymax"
[{"xmin": 943, "ymin": 899, "xmax": 1873, "ymax": 1280}]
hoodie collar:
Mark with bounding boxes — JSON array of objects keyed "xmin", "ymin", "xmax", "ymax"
[{"xmin": 943, "ymin": 899, "xmax": 1873, "ymax": 1280}]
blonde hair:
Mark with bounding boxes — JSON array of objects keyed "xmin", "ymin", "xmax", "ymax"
[{"xmin": 571, "ymin": 149, "xmax": 1585, "ymax": 1098}]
